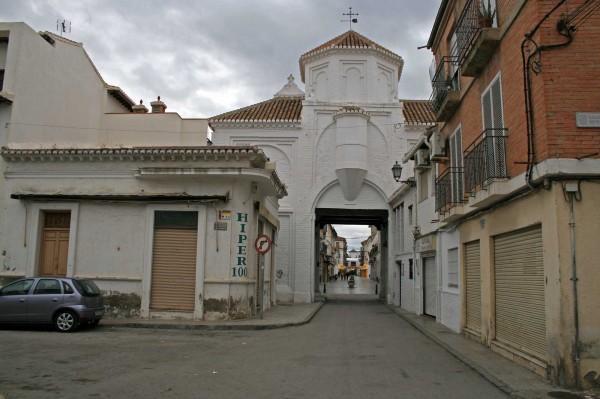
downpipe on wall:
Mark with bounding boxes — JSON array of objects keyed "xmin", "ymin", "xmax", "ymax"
[{"xmin": 564, "ymin": 182, "xmax": 581, "ymax": 388}]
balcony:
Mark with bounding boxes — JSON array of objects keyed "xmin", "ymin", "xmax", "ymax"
[
  {"xmin": 429, "ymin": 56, "xmax": 460, "ymax": 122},
  {"xmin": 463, "ymin": 128, "xmax": 509, "ymax": 195},
  {"xmin": 456, "ymin": 0, "xmax": 501, "ymax": 77},
  {"xmin": 435, "ymin": 167, "xmax": 465, "ymax": 213}
]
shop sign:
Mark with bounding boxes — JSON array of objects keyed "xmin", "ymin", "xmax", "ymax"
[{"xmin": 416, "ymin": 234, "xmax": 436, "ymax": 253}]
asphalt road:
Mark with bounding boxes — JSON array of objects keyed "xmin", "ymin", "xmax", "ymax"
[{"xmin": 0, "ymin": 298, "xmax": 508, "ymax": 399}]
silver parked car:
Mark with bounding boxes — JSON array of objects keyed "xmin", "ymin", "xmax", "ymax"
[{"xmin": 0, "ymin": 277, "xmax": 104, "ymax": 332}]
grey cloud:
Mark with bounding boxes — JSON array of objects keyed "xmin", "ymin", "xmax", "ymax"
[{"xmin": 1, "ymin": 0, "xmax": 441, "ymax": 117}]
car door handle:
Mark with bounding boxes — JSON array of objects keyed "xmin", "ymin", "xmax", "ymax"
[
  {"xmin": 19, "ymin": 299, "xmax": 25, "ymax": 303},
  {"xmin": 52, "ymin": 298, "xmax": 58, "ymax": 302}
]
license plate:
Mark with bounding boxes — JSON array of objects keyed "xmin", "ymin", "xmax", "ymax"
[{"xmin": 95, "ymin": 309, "xmax": 104, "ymax": 317}]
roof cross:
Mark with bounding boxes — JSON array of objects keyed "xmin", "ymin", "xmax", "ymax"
[{"xmin": 341, "ymin": 7, "xmax": 358, "ymax": 30}]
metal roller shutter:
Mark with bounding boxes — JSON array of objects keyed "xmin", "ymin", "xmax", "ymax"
[
  {"xmin": 494, "ymin": 225, "xmax": 546, "ymax": 360},
  {"xmin": 423, "ymin": 257, "xmax": 437, "ymax": 317},
  {"xmin": 465, "ymin": 240, "xmax": 481, "ymax": 333},
  {"xmin": 150, "ymin": 228, "xmax": 198, "ymax": 311}
]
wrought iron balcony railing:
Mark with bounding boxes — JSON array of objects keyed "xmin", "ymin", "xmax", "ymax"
[
  {"xmin": 435, "ymin": 167, "xmax": 465, "ymax": 213},
  {"xmin": 455, "ymin": 0, "xmax": 498, "ymax": 74},
  {"xmin": 463, "ymin": 128, "xmax": 508, "ymax": 194},
  {"xmin": 429, "ymin": 56, "xmax": 459, "ymax": 115}
]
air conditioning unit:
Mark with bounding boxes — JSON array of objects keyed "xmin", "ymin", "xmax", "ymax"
[
  {"xmin": 415, "ymin": 149, "xmax": 430, "ymax": 169},
  {"xmin": 430, "ymin": 131, "xmax": 447, "ymax": 161}
]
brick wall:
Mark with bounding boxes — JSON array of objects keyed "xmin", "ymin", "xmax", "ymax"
[
  {"xmin": 539, "ymin": 1, "xmax": 600, "ymax": 159},
  {"xmin": 438, "ymin": 0, "xmax": 599, "ymax": 179}
]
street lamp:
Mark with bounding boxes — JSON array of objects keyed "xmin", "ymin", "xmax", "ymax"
[{"xmin": 392, "ymin": 161, "xmax": 417, "ymax": 187}]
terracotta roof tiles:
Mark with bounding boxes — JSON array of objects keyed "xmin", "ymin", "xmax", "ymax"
[
  {"xmin": 300, "ymin": 30, "xmax": 400, "ymax": 60},
  {"xmin": 209, "ymin": 97, "xmax": 302, "ymax": 124},
  {"xmin": 402, "ymin": 100, "xmax": 436, "ymax": 125},
  {"xmin": 299, "ymin": 30, "xmax": 403, "ymax": 82}
]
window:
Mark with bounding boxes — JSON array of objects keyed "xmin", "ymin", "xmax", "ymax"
[
  {"xmin": 33, "ymin": 279, "xmax": 62, "ymax": 295},
  {"xmin": 418, "ymin": 171, "xmax": 429, "ymax": 201},
  {"xmin": 0, "ymin": 70, "xmax": 4, "ymax": 91},
  {"xmin": 449, "ymin": 126, "xmax": 464, "ymax": 203},
  {"xmin": 399, "ymin": 203, "xmax": 405, "ymax": 253},
  {"xmin": 62, "ymin": 281, "xmax": 74, "ymax": 294},
  {"xmin": 408, "ymin": 205, "xmax": 413, "ymax": 225},
  {"xmin": 448, "ymin": 32, "xmax": 460, "ymax": 90},
  {"xmin": 481, "ymin": 74, "xmax": 506, "ymax": 177},
  {"xmin": 482, "ymin": 75, "xmax": 504, "ymax": 130},
  {"xmin": 448, "ymin": 248, "xmax": 459, "ymax": 287},
  {"xmin": 409, "ymin": 259, "xmax": 414, "ymax": 280},
  {"xmin": 72, "ymin": 279, "xmax": 101, "ymax": 297},
  {"xmin": 0, "ymin": 279, "xmax": 34, "ymax": 296},
  {"xmin": 393, "ymin": 204, "xmax": 405, "ymax": 254}
]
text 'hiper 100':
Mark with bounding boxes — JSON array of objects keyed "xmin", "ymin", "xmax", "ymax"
[{"xmin": 233, "ymin": 212, "xmax": 248, "ymax": 277}]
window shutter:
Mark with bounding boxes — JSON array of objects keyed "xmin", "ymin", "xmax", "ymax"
[
  {"xmin": 482, "ymin": 90, "xmax": 492, "ymax": 129},
  {"xmin": 491, "ymin": 79, "xmax": 504, "ymax": 129}
]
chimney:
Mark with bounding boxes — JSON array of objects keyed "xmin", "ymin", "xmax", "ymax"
[
  {"xmin": 132, "ymin": 99, "xmax": 148, "ymax": 114},
  {"xmin": 151, "ymin": 96, "xmax": 167, "ymax": 113}
]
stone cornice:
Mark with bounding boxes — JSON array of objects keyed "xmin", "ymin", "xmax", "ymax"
[
  {"xmin": 333, "ymin": 106, "xmax": 371, "ymax": 120},
  {"xmin": 209, "ymin": 121, "xmax": 301, "ymax": 130},
  {"xmin": 135, "ymin": 167, "xmax": 287, "ymax": 199},
  {"xmin": 1, "ymin": 146, "xmax": 267, "ymax": 167}
]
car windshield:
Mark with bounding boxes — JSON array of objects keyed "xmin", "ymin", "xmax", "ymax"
[{"xmin": 72, "ymin": 279, "xmax": 100, "ymax": 297}]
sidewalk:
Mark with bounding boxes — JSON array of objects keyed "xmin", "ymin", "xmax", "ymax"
[
  {"xmin": 387, "ymin": 305, "xmax": 598, "ymax": 399},
  {"xmin": 102, "ymin": 301, "xmax": 324, "ymax": 331}
]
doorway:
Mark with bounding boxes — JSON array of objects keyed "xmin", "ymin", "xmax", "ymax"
[{"xmin": 39, "ymin": 212, "xmax": 71, "ymax": 277}]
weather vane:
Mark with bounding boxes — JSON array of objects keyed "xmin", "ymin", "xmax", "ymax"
[
  {"xmin": 341, "ymin": 7, "xmax": 358, "ymax": 30},
  {"xmin": 57, "ymin": 19, "xmax": 71, "ymax": 36}
]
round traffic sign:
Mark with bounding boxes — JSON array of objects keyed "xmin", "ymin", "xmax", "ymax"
[{"xmin": 255, "ymin": 234, "xmax": 272, "ymax": 254}]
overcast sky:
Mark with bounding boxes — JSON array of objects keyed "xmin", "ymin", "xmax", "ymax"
[
  {"xmin": 333, "ymin": 225, "xmax": 372, "ymax": 251},
  {"xmin": 2, "ymin": 0, "xmax": 440, "ymax": 118},
  {"xmin": 2, "ymin": 1, "xmax": 440, "ymax": 246}
]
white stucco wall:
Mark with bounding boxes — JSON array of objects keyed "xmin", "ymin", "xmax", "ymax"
[{"xmin": 203, "ymin": 35, "xmax": 428, "ymax": 304}]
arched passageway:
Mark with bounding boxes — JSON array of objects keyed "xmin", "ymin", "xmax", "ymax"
[{"xmin": 314, "ymin": 208, "xmax": 388, "ymax": 301}]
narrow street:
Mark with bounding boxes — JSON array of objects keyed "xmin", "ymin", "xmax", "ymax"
[{"xmin": 0, "ymin": 293, "xmax": 508, "ymax": 399}]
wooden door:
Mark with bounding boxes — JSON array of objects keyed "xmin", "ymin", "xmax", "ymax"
[{"xmin": 39, "ymin": 212, "xmax": 70, "ymax": 277}]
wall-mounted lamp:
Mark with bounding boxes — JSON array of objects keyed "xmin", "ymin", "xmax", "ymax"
[{"xmin": 392, "ymin": 161, "xmax": 416, "ymax": 187}]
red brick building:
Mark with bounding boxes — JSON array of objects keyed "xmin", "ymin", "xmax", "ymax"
[{"xmin": 425, "ymin": 0, "xmax": 600, "ymax": 389}]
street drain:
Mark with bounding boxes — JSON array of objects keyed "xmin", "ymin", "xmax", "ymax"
[{"xmin": 547, "ymin": 392, "xmax": 585, "ymax": 399}]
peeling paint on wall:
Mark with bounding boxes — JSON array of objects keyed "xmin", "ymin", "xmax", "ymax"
[
  {"xmin": 203, "ymin": 296, "xmax": 253, "ymax": 320},
  {"xmin": 102, "ymin": 291, "xmax": 141, "ymax": 319}
]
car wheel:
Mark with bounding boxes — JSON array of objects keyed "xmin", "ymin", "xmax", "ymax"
[{"xmin": 54, "ymin": 310, "xmax": 78, "ymax": 332}]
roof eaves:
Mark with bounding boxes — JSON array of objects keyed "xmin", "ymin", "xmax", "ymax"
[
  {"xmin": 106, "ymin": 85, "xmax": 135, "ymax": 111},
  {"xmin": 427, "ymin": 0, "xmax": 450, "ymax": 49}
]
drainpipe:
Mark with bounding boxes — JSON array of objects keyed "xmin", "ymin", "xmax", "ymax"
[{"xmin": 565, "ymin": 183, "xmax": 580, "ymax": 388}]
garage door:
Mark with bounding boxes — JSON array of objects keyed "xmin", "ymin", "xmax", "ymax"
[
  {"xmin": 423, "ymin": 257, "xmax": 437, "ymax": 317},
  {"xmin": 464, "ymin": 240, "xmax": 481, "ymax": 334},
  {"xmin": 150, "ymin": 212, "xmax": 198, "ymax": 312},
  {"xmin": 494, "ymin": 225, "xmax": 546, "ymax": 360}
]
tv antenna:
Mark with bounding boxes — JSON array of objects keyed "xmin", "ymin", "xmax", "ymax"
[
  {"xmin": 341, "ymin": 7, "xmax": 358, "ymax": 30},
  {"xmin": 57, "ymin": 19, "xmax": 71, "ymax": 36}
]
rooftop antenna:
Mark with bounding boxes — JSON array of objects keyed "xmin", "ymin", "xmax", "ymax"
[
  {"xmin": 57, "ymin": 19, "xmax": 71, "ymax": 36},
  {"xmin": 341, "ymin": 7, "xmax": 358, "ymax": 30}
]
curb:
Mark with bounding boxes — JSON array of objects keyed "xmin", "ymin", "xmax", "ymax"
[
  {"xmin": 386, "ymin": 304, "xmax": 523, "ymax": 399},
  {"xmin": 103, "ymin": 301, "xmax": 325, "ymax": 331}
]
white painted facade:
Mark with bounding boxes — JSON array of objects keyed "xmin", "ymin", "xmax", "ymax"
[
  {"xmin": 211, "ymin": 31, "xmax": 428, "ymax": 303},
  {"xmin": 0, "ymin": 22, "xmax": 286, "ymax": 320},
  {"xmin": 389, "ymin": 130, "xmax": 462, "ymax": 332}
]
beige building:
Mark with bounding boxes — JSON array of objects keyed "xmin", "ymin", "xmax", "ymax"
[
  {"xmin": 423, "ymin": 0, "xmax": 600, "ymax": 388},
  {"xmin": 0, "ymin": 22, "xmax": 286, "ymax": 321}
]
